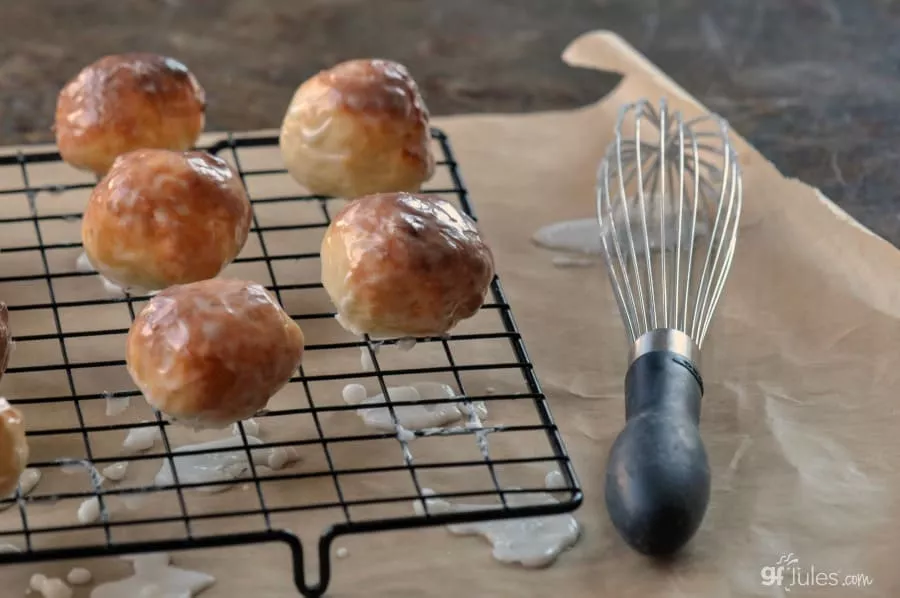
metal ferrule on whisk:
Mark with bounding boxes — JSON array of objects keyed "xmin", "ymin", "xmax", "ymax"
[{"xmin": 628, "ymin": 328, "xmax": 701, "ymax": 372}]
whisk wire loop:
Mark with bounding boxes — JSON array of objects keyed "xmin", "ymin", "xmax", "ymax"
[
  {"xmin": 596, "ymin": 98, "xmax": 742, "ymax": 351},
  {"xmin": 598, "ymin": 160, "xmax": 637, "ymax": 342},
  {"xmin": 612, "ymin": 107, "xmax": 646, "ymax": 335}
]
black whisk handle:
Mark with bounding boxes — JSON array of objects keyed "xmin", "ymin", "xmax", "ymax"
[{"xmin": 604, "ymin": 349, "xmax": 710, "ymax": 556}]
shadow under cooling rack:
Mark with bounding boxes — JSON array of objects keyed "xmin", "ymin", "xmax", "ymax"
[{"xmin": 0, "ymin": 129, "xmax": 582, "ymax": 597}]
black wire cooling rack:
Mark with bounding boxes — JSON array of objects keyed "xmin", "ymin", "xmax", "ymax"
[{"xmin": 0, "ymin": 129, "xmax": 582, "ymax": 597}]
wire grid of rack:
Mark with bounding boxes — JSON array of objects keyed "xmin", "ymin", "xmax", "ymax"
[{"xmin": 0, "ymin": 129, "xmax": 582, "ymax": 597}]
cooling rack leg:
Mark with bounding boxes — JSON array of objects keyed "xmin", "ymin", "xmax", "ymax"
[{"xmin": 280, "ymin": 530, "xmax": 337, "ymax": 598}]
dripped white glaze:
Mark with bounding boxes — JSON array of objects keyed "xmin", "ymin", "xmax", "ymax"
[
  {"xmin": 30, "ymin": 575, "xmax": 73, "ymax": 598},
  {"xmin": 77, "ymin": 496, "xmax": 102, "ymax": 524},
  {"xmin": 544, "ymin": 470, "xmax": 566, "ymax": 490},
  {"xmin": 396, "ymin": 426, "xmax": 416, "ymax": 443},
  {"xmin": 75, "ymin": 252, "xmax": 95, "ymax": 273},
  {"xmin": 359, "ymin": 344, "xmax": 379, "ymax": 372},
  {"xmin": 533, "ymin": 210, "xmax": 709, "ymax": 258},
  {"xmin": 0, "ymin": 467, "xmax": 41, "ymax": 511},
  {"xmin": 460, "ymin": 399, "xmax": 491, "ymax": 461},
  {"xmin": 67, "ymin": 567, "xmax": 93, "ymax": 585},
  {"xmin": 102, "ymin": 462, "xmax": 129, "ymax": 482},
  {"xmin": 19, "ymin": 467, "xmax": 41, "ymax": 494},
  {"xmin": 343, "ymin": 382, "xmax": 487, "ymax": 431},
  {"xmin": 30, "ymin": 573, "xmax": 46, "ymax": 591},
  {"xmin": 336, "ymin": 547, "xmax": 349, "ymax": 558},
  {"xmin": 396, "ymin": 337, "xmax": 416, "ymax": 352},
  {"xmin": 532, "ymin": 218, "xmax": 603, "ymax": 255},
  {"xmin": 231, "ymin": 418, "xmax": 260, "ymax": 438},
  {"xmin": 154, "ymin": 436, "xmax": 298, "ymax": 493},
  {"xmin": 267, "ymin": 446, "xmax": 300, "ymax": 471},
  {"xmin": 44, "ymin": 579, "xmax": 73, "ymax": 598},
  {"xmin": 341, "ymin": 383, "xmax": 367, "ymax": 405},
  {"xmin": 101, "ymin": 276, "xmax": 128, "ymax": 298},
  {"xmin": 105, "ymin": 392, "xmax": 131, "ymax": 417},
  {"xmin": 155, "ymin": 436, "xmax": 264, "ymax": 492},
  {"xmin": 123, "ymin": 423, "xmax": 161, "ymax": 452},
  {"xmin": 90, "ymin": 553, "xmax": 214, "ymax": 598},
  {"xmin": 414, "ymin": 488, "xmax": 580, "ymax": 568}
]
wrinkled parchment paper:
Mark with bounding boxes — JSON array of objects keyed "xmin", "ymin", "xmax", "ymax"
[{"xmin": 0, "ymin": 30, "xmax": 896, "ymax": 598}]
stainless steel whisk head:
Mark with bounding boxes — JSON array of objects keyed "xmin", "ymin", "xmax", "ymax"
[
  {"xmin": 597, "ymin": 98, "xmax": 744, "ymax": 558},
  {"xmin": 596, "ymin": 98, "xmax": 742, "ymax": 352}
]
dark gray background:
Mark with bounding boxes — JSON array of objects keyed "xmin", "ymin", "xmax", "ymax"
[{"xmin": 1, "ymin": 0, "xmax": 896, "ymax": 243}]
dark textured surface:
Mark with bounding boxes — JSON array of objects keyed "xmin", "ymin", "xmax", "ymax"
[{"xmin": 0, "ymin": 0, "xmax": 898, "ymax": 242}]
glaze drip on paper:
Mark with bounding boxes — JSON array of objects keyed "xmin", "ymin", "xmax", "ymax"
[
  {"xmin": 342, "ymin": 382, "xmax": 487, "ymax": 431},
  {"xmin": 532, "ymin": 211, "xmax": 709, "ymax": 258},
  {"xmin": 544, "ymin": 469, "xmax": 566, "ymax": 490},
  {"xmin": 414, "ymin": 488, "xmax": 580, "ymax": 568},
  {"xmin": 90, "ymin": 553, "xmax": 214, "ymax": 598},
  {"xmin": 104, "ymin": 392, "xmax": 131, "ymax": 417},
  {"xmin": 77, "ymin": 496, "xmax": 102, "ymax": 523},
  {"xmin": 231, "ymin": 418, "xmax": 260, "ymax": 438},
  {"xmin": 154, "ymin": 436, "xmax": 298, "ymax": 493},
  {"xmin": 67, "ymin": 567, "xmax": 93, "ymax": 586},
  {"xmin": 101, "ymin": 461, "xmax": 129, "ymax": 482},
  {"xmin": 0, "ymin": 468, "xmax": 41, "ymax": 511},
  {"xmin": 532, "ymin": 218, "xmax": 604, "ymax": 255},
  {"xmin": 30, "ymin": 574, "xmax": 73, "ymax": 598},
  {"xmin": 359, "ymin": 344, "xmax": 379, "ymax": 372},
  {"xmin": 123, "ymin": 423, "xmax": 161, "ymax": 452}
]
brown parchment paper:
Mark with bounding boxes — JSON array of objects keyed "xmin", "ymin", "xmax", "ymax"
[{"xmin": 0, "ymin": 30, "xmax": 897, "ymax": 598}]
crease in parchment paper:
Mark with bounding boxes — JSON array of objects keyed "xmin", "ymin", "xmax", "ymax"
[
  {"xmin": 543, "ymin": 374, "xmax": 621, "ymax": 400},
  {"xmin": 764, "ymin": 392, "xmax": 887, "ymax": 528},
  {"xmin": 719, "ymin": 435, "xmax": 753, "ymax": 491},
  {"xmin": 712, "ymin": 384, "xmax": 887, "ymax": 594}
]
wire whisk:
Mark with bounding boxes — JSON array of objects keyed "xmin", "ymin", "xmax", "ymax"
[
  {"xmin": 597, "ymin": 98, "xmax": 743, "ymax": 557},
  {"xmin": 597, "ymin": 98, "xmax": 742, "ymax": 349}
]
